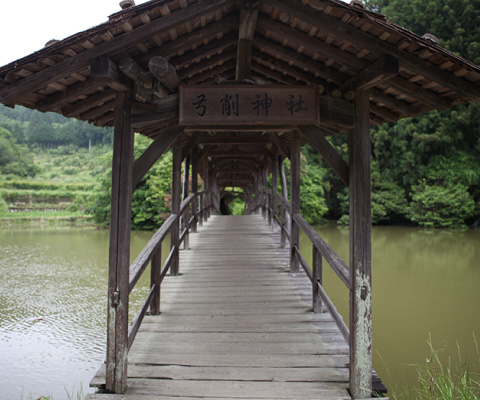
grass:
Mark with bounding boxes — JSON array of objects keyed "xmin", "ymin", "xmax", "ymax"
[
  {"xmin": 389, "ymin": 334, "xmax": 480, "ymax": 400},
  {"xmin": 21, "ymin": 384, "xmax": 85, "ymax": 400}
]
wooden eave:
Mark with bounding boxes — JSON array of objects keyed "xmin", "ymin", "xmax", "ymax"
[{"xmin": 1, "ymin": 0, "xmax": 480, "ymax": 191}]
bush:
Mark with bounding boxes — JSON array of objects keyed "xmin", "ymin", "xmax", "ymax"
[{"xmin": 407, "ymin": 182, "xmax": 475, "ymax": 228}]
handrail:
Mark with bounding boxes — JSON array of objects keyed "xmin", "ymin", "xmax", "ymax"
[
  {"xmin": 294, "ymin": 246, "xmax": 349, "ymax": 343},
  {"xmin": 315, "ymin": 281, "xmax": 350, "ymax": 344},
  {"xmin": 180, "ymin": 193, "xmax": 195, "ymax": 214},
  {"xmin": 128, "ymin": 285, "xmax": 155, "ymax": 350},
  {"xmin": 272, "ymin": 190, "xmax": 292, "ymax": 214},
  {"xmin": 293, "ymin": 213, "xmax": 350, "ymax": 288},
  {"xmin": 293, "ymin": 245, "xmax": 313, "ymax": 281},
  {"xmin": 129, "ymin": 214, "xmax": 177, "ymax": 293},
  {"xmin": 126, "ymin": 190, "xmax": 209, "ymax": 354}
]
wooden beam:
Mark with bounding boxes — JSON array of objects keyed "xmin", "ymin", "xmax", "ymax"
[
  {"xmin": 299, "ymin": 125, "xmax": 349, "ymax": 186},
  {"xmin": 236, "ymin": 0, "xmax": 259, "ymax": 80},
  {"xmin": 269, "ymin": 134, "xmax": 291, "ymax": 160},
  {"xmin": 253, "ymin": 35, "xmax": 347, "ymax": 84},
  {"xmin": 131, "ymin": 94, "xmax": 178, "ymax": 127},
  {"xmin": 341, "ymin": 54, "xmax": 399, "ymax": 92},
  {"xmin": 90, "ymin": 57, "xmax": 130, "ymax": 91},
  {"xmin": 36, "ymin": 78, "xmax": 106, "ymax": 113},
  {"xmin": 62, "ymin": 89, "xmax": 116, "ymax": 118},
  {"xmin": 251, "ymin": 61, "xmax": 304, "ymax": 86},
  {"xmin": 106, "ymin": 90, "xmax": 134, "ymax": 394},
  {"xmin": 256, "ymin": 15, "xmax": 369, "ymax": 70},
  {"xmin": 370, "ymin": 88, "xmax": 424, "ymax": 117},
  {"xmin": 185, "ymin": 61, "xmax": 236, "ymax": 85},
  {"xmin": 349, "ymin": 89, "xmax": 373, "ymax": 399},
  {"xmin": 181, "ymin": 134, "xmax": 200, "ymax": 161},
  {"xmin": 149, "ymin": 57, "xmax": 182, "ymax": 92},
  {"xmin": 387, "ymin": 76, "xmax": 451, "ymax": 110},
  {"xmin": 318, "ymin": 95, "xmax": 355, "ymax": 129},
  {"xmin": 196, "ymin": 135, "xmax": 271, "ymax": 145},
  {"xmin": 132, "ymin": 124, "xmax": 184, "ymax": 188},
  {"xmin": 119, "ymin": 57, "xmax": 154, "ymax": 90},
  {"xmin": 0, "ymin": 0, "xmax": 236, "ymax": 104},
  {"xmin": 178, "ymin": 49, "xmax": 237, "ymax": 81},
  {"xmin": 171, "ymin": 32, "xmax": 237, "ymax": 70},
  {"xmin": 251, "ymin": 50, "xmax": 324, "ymax": 86}
]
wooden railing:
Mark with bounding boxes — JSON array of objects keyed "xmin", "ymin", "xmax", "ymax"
[
  {"xmin": 126, "ymin": 190, "xmax": 208, "ymax": 350},
  {"xmin": 258, "ymin": 188, "xmax": 350, "ymax": 344}
]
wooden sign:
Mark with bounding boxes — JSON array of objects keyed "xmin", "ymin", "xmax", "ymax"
[{"xmin": 179, "ymin": 85, "xmax": 318, "ymax": 125}]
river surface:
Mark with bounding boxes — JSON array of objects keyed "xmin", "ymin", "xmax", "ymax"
[{"xmin": 0, "ymin": 224, "xmax": 479, "ymax": 398}]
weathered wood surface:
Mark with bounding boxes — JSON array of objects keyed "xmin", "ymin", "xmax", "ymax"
[{"xmin": 88, "ymin": 215, "xmax": 353, "ymax": 399}]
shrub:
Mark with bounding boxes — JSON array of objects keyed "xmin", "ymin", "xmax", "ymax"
[{"xmin": 407, "ymin": 181, "xmax": 475, "ymax": 228}]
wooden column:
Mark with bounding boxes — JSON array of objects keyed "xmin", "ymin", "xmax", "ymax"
[
  {"xmin": 261, "ymin": 166, "xmax": 267, "ymax": 220},
  {"xmin": 150, "ymin": 248, "xmax": 162, "ymax": 315},
  {"xmin": 312, "ymin": 246, "xmax": 322, "ymax": 313},
  {"xmin": 191, "ymin": 147, "xmax": 199, "ymax": 233},
  {"xmin": 203, "ymin": 160, "xmax": 210, "ymax": 220},
  {"xmin": 182, "ymin": 154, "xmax": 191, "ymax": 250},
  {"xmin": 290, "ymin": 131, "xmax": 300, "ymax": 273},
  {"xmin": 272, "ymin": 154, "xmax": 279, "ymax": 231},
  {"xmin": 106, "ymin": 90, "xmax": 134, "ymax": 394},
  {"xmin": 279, "ymin": 155, "xmax": 288, "ymax": 248},
  {"xmin": 349, "ymin": 89, "xmax": 373, "ymax": 399},
  {"xmin": 170, "ymin": 141, "xmax": 182, "ymax": 276}
]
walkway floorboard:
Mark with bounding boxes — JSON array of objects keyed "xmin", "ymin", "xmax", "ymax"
[{"xmin": 87, "ymin": 215, "xmax": 352, "ymax": 400}]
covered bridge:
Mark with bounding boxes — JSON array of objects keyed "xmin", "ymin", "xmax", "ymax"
[{"xmin": 1, "ymin": 0, "xmax": 480, "ymax": 398}]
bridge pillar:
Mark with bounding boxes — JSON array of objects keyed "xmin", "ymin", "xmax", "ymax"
[
  {"xmin": 191, "ymin": 146, "xmax": 199, "ymax": 233},
  {"xmin": 170, "ymin": 140, "xmax": 182, "ymax": 276},
  {"xmin": 349, "ymin": 89, "xmax": 373, "ymax": 399},
  {"xmin": 106, "ymin": 90, "xmax": 134, "ymax": 394},
  {"xmin": 290, "ymin": 131, "xmax": 300, "ymax": 273}
]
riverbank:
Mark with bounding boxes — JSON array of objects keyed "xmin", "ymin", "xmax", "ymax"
[{"xmin": 0, "ymin": 211, "xmax": 95, "ymax": 229}]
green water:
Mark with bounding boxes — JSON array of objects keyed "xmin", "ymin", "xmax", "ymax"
[
  {"xmin": 300, "ymin": 225, "xmax": 480, "ymax": 394},
  {"xmin": 0, "ymin": 225, "xmax": 479, "ymax": 398}
]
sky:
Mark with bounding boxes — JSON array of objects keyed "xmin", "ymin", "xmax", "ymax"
[{"xmin": 0, "ymin": 0, "xmax": 150, "ymax": 66}]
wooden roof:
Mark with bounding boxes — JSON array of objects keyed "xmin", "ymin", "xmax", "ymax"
[{"xmin": 1, "ymin": 0, "xmax": 480, "ymax": 190}]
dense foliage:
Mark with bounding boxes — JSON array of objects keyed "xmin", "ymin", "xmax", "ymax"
[
  {"xmin": 90, "ymin": 134, "xmax": 174, "ymax": 230},
  {"xmin": 0, "ymin": 104, "xmax": 113, "ymax": 148},
  {"xmin": 322, "ymin": 0, "xmax": 480, "ymax": 228}
]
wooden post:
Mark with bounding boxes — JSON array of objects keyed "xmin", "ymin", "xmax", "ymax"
[
  {"xmin": 312, "ymin": 245, "xmax": 322, "ymax": 313},
  {"xmin": 106, "ymin": 90, "xmax": 134, "ymax": 394},
  {"xmin": 349, "ymin": 89, "xmax": 373, "ymax": 399},
  {"xmin": 182, "ymin": 154, "xmax": 191, "ymax": 250},
  {"xmin": 203, "ymin": 160, "xmax": 210, "ymax": 220},
  {"xmin": 279, "ymin": 156, "xmax": 288, "ymax": 248},
  {"xmin": 290, "ymin": 131, "xmax": 300, "ymax": 273},
  {"xmin": 170, "ymin": 141, "xmax": 182, "ymax": 276},
  {"xmin": 265, "ymin": 166, "xmax": 272, "ymax": 225},
  {"xmin": 191, "ymin": 147, "xmax": 199, "ymax": 233},
  {"xmin": 150, "ymin": 247, "xmax": 162, "ymax": 315},
  {"xmin": 272, "ymin": 154, "xmax": 279, "ymax": 231}
]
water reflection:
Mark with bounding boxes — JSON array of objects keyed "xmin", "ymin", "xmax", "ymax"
[
  {"xmin": 301, "ymin": 225, "xmax": 480, "ymax": 393},
  {"xmin": 0, "ymin": 228, "xmax": 154, "ymax": 399}
]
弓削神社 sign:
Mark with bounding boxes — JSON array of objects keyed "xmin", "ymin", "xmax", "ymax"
[{"xmin": 179, "ymin": 85, "xmax": 319, "ymax": 125}]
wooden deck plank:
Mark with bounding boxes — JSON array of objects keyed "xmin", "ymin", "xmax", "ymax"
[{"xmin": 89, "ymin": 215, "xmax": 355, "ymax": 399}]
